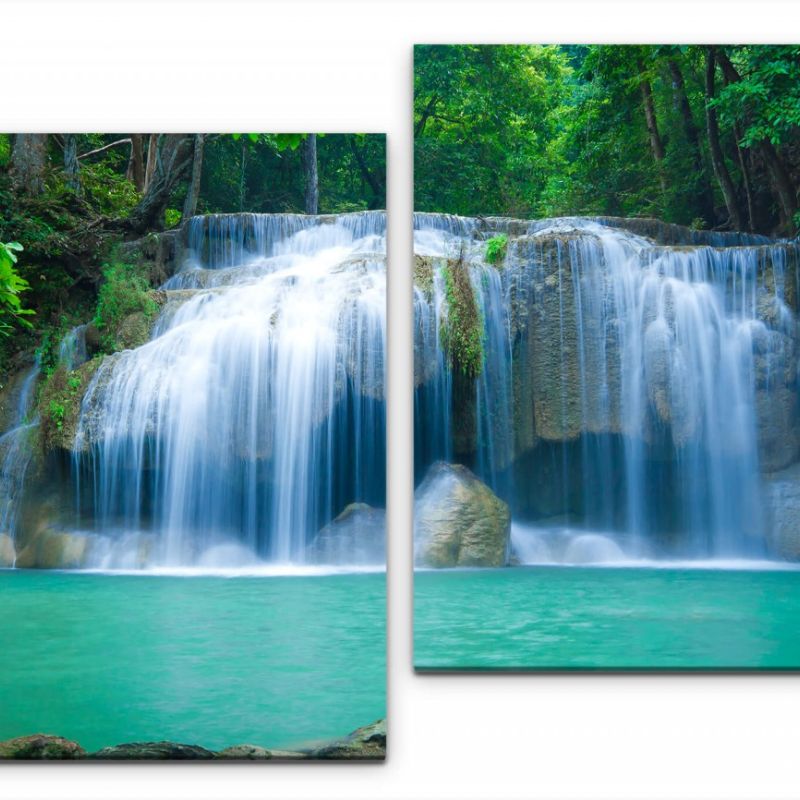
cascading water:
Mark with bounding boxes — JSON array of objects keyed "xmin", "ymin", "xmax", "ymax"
[
  {"xmin": 0, "ymin": 361, "xmax": 40, "ymax": 550},
  {"xmin": 66, "ymin": 211, "xmax": 386, "ymax": 567},
  {"xmin": 414, "ymin": 213, "xmax": 800, "ymax": 562}
]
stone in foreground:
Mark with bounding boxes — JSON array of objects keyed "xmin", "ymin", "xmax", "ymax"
[
  {"xmin": 414, "ymin": 462, "xmax": 510, "ymax": 567},
  {"xmin": 90, "ymin": 741, "xmax": 216, "ymax": 760},
  {"xmin": 216, "ymin": 744, "xmax": 309, "ymax": 760},
  {"xmin": 306, "ymin": 502, "xmax": 386, "ymax": 566},
  {"xmin": 0, "ymin": 734, "xmax": 86, "ymax": 759},
  {"xmin": 310, "ymin": 718, "xmax": 386, "ymax": 760}
]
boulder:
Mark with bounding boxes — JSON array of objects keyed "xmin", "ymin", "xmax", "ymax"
[
  {"xmin": 763, "ymin": 462, "xmax": 800, "ymax": 559},
  {"xmin": 0, "ymin": 734, "xmax": 86, "ymax": 760},
  {"xmin": 90, "ymin": 741, "xmax": 215, "ymax": 760},
  {"xmin": 0, "ymin": 533, "xmax": 16, "ymax": 567},
  {"xmin": 216, "ymin": 744, "xmax": 308, "ymax": 760},
  {"xmin": 310, "ymin": 719, "xmax": 386, "ymax": 760},
  {"xmin": 15, "ymin": 528, "xmax": 94, "ymax": 569},
  {"xmin": 414, "ymin": 462, "xmax": 510, "ymax": 567},
  {"xmin": 306, "ymin": 503, "xmax": 385, "ymax": 566}
]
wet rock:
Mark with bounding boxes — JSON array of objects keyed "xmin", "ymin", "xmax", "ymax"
[
  {"xmin": 306, "ymin": 503, "xmax": 385, "ymax": 566},
  {"xmin": 594, "ymin": 216, "xmax": 770, "ymax": 247},
  {"xmin": 756, "ymin": 386, "xmax": 800, "ymax": 473},
  {"xmin": 0, "ymin": 533, "xmax": 16, "ymax": 567},
  {"xmin": 414, "ymin": 462, "xmax": 510, "ymax": 567},
  {"xmin": 216, "ymin": 744, "xmax": 308, "ymax": 760},
  {"xmin": 0, "ymin": 734, "xmax": 86, "ymax": 760},
  {"xmin": 510, "ymin": 232, "xmax": 623, "ymax": 444},
  {"xmin": 310, "ymin": 719, "xmax": 386, "ymax": 760},
  {"xmin": 15, "ymin": 528, "xmax": 94, "ymax": 569},
  {"xmin": 90, "ymin": 741, "xmax": 215, "ymax": 760},
  {"xmin": 763, "ymin": 462, "xmax": 800, "ymax": 559}
]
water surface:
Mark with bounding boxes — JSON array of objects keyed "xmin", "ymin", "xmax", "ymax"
[
  {"xmin": 415, "ymin": 566, "xmax": 800, "ymax": 670},
  {"xmin": 0, "ymin": 570, "xmax": 385, "ymax": 751}
]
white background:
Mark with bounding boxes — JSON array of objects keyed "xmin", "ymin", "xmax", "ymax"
[{"xmin": 2, "ymin": 1, "xmax": 800, "ymax": 797}]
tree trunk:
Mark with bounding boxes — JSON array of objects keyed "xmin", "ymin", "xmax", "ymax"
[
  {"xmin": 704, "ymin": 48, "xmax": 743, "ymax": 230},
  {"xmin": 10, "ymin": 134, "xmax": 48, "ymax": 195},
  {"xmin": 303, "ymin": 134, "xmax": 319, "ymax": 215},
  {"xmin": 127, "ymin": 134, "xmax": 146, "ymax": 193},
  {"xmin": 182, "ymin": 134, "xmax": 205, "ymax": 220},
  {"xmin": 63, "ymin": 134, "xmax": 81, "ymax": 196},
  {"xmin": 349, "ymin": 137, "xmax": 385, "ymax": 209},
  {"xmin": 637, "ymin": 61, "xmax": 666, "ymax": 192},
  {"xmin": 667, "ymin": 58, "xmax": 716, "ymax": 224},
  {"xmin": 143, "ymin": 134, "xmax": 159, "ymax": 192},
  {"xmin": 124, "ymin": 135, "xmax": 195, "ymax": 234},
  {"xmin": 732, "ymin": 121, "xmax": 756, "ymax": 231},
  {"xmin": 714, "ymin": 47, "xmax": 797, "ymax": 231},
  {"xmin": 761, "ymin": 140, "xmax": 798, "ymax": 231}
]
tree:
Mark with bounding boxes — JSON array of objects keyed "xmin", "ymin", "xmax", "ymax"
[
  {"xmin": 303, "ymin": 134, "xmax": 319, "ymax": 214},
  {"xmin": 63, "ymin": 134, "xmax": 81, "ymax": 196},
  {"xmin": 704, "ymin": 47, "xmax": 743, "ymax": 230},
  {"xmin": 637, "ymin": 55, "xmax": 667, "ymax": 191},
  {"xmin": 182, "ymin": 134, "xmax": 205, "ymax": 220},
  {"xmin": 713, "ymin": 46, "xmax": 798, "ymax": 232},
  {"xmin": 666, "ymin": 54, "xmax": 716, "ymax": 225},
  {"xmin": 125, "ymin": 135, "xmax": 195, "ymax": 233},
  {"xmin": 10, "ymin": 134, "xmax": 48, "ymax": 195},
  {"xmin": 127, "ymin": 134, "xmax": 146, "ymax": 193}
]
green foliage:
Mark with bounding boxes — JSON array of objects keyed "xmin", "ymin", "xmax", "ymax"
[
  {"xmin": 49, "ymin": 398, "xmax": 66, "ymax": 430},
  {"xmin": 76, "ymin": 159, "xmax": 140, "ymax": 216},
  {"xmin": 50, "ymin": 372, "xmax": 84, "ymax": 428},
  {"xmin": 38, "ymin": 359, "xmax": 101, "ymax": 450},
  {"xmin": 484, "ymin": 234, "xmax": 508, "ymax": 265},
  {"xmin": 0, "ymin": 241, "xmax": 34, "ymax": 336},
  {"xmin": 0, "ymin": 135, "xmax": 10, "ymax": 168},
  {"xmin": 415, "ymin": 45, "xmax": 571, "ymax": 217},
  {"xmin": 93, "ymin": 261, "xmax": 158, "ymax": 353},
  {"xmin": 164, "ymin": 208, "xmax": 182, "ymax": 229},
  {"xmin": 713, "ymin": 46, "xmax": 800, "ymax": 148},
  {"xmin": 0, "ymin": 131, "xmax": 385, "ymax": 372},
  {"xmin": 201, "ymin": 134, "xmax": 384, "ymax": 214},
  {"xmin": 439, "ymin": 261, "xmax": 484, "ymax": 378},
  {"xmin": 415, "ymin": 44, "xmax": 800, "ymax": 235}
]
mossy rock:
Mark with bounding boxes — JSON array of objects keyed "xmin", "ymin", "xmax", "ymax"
[
  {"xmin": 38, "ymin": 358, "xmax": 104, "ymax": 453},
  {"xmin": 440, "ymin": 258, "xmax": 484, "ymax": 378},
  {"xmin": 413, "ymin": 254, "xmax": 435, "ymax": 296},
  {"xmin": 0, "ymin": 734, "xmax": 86, "ymax": 760},
  {"xmin": 414, "ymin": 462, "xmax": 510, "ymax": 567}
]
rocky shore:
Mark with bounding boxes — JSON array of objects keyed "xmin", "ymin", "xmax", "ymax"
[{"xmin": 0, "ymin": 719, "xmax": 386, "ymax": 761}]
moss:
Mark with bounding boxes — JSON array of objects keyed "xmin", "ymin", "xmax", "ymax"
[
  {"xmin": 93, "ymin": 261, "xmax": 161, "ymax": 354},
  {"xmin": 413, "ymin": 255, "xmax": 435, "ymax": 296},
  {"xmin": 439, "ymin": 259, "xmax": 484, "ymax": 378},
  {"xmin": 38, "ymin": 357, "xmax": 103, "ymax": 452},
  {"xmin": 484, "ymin": 233, "xmax": 508, "ymax": 266}
]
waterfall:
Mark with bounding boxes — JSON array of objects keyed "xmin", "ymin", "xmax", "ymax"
[
  {"xmin": 414, "ymin": 213, "xmax": 799, "ymax": 559},
  {"xmin": 0, "ymin": 361, "xmax": 40, "ymax": 546},
  {"xmin": 70, "ymin": 211, "xmax": 386, "ymax": 567}
]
